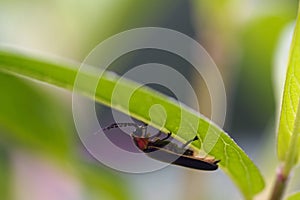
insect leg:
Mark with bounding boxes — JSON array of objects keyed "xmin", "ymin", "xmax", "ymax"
[
  {"xmin": 149, "ymin": 131, "xmax": 171, "ymax": 140},
  {"xmin": 182, "ymin": 136, "xmax": 199, "ymax": 148},
  {"xmin": 161, "ymin": 132, "xmax": 172, "ymax": 140},
  {"xmin": 141, "ymin": 123, "xmax": 148, "ymax": 137}
]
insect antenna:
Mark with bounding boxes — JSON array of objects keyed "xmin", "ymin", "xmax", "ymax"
[
  {"xmin": 102, "ymin": 123, "xmax": 140, "ymax": 131},
  {"xmin": 102, "ymin": 122, "xmax": 150, "ymax": 137}
]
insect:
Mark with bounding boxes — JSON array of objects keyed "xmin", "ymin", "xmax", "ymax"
[{"xmin": 103, "ymin": 122, "xmax": 220, "ymax": 171}]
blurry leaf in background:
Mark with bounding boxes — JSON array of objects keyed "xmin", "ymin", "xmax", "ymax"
[
  {"xmin": 192, "ymin": 1, "xmax": 296, "ymax": 136},
  {"xmin": 0, "ymin": 0, "xmax": 181, "ymax": 60},
  {"xmin": 0, "ymin": 71, "xmax": 131, "ymax": 200},
  {"xmin": 0, "ymin": 72, "xmax": 73, "ymax": 158},
  {"xmin": 286, "ymin": 192, "xmax": 300, "ymax": 200},
  {"xmin": 0, "ymin": 0, "xmax": 128, "ymax": 59},
  {"xmin": 231, "ymin": 11, "xmax": 295, "ymax": 134},
  {"xmin": 84, "ymin": 0, "xmax": 182, "ymax": 50},
  {"xmin": 191, "ymin": 1, "xmax": 242, "ymax": 146}
]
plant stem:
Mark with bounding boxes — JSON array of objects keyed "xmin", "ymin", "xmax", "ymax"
[
  {"xmin": 269, "ymin": 165, "xmax": 289, "ymax": 200},
  {"xmin": 270, "ymin": 98, "xmax": 300, "ymax": 200},
  {"xmin": 270, "ymin": 0, "xmax": 300, "ymax": 198}
]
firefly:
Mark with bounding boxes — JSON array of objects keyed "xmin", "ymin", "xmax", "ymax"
[{"xmin": 103, "ymin": 122, "xmax": 219, "ymax": 171}]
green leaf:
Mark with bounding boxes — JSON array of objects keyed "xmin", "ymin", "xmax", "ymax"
[
  {"xmin": 277, "ymin": 4, "xmax": 300, "ymax": 165},
  {"xmin": 0, "ymin": 49, "xmax": 264, "ymax": 199},
  {"xmin": 286, "ymin": 192, "xmax": 300, "ymax": 200},
  {"xmin": 0, "ymin": 72, "xmax": 73, "ymax": 158}
]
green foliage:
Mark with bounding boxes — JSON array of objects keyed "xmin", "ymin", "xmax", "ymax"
[
  {"xmin": 286, "ymin": 192, "xmax": 300, "ymax": 200},
  {"xmin": 0, "ymin": 49, "xmax": 264, "ymax": 199},
  {"xmin": 0, "ymin": 72, "xmax": 72, "ymax": 157},
  {"xmin": 235, "ymin": 14, "xmax": 293, "ymax": 130},
  {"xmin": 267, "ymin": 3, "xmax": 300, "ymax": 200},
  {"xmin": 277, "ymin": 4, "xmax": 300, "ymax": 166}
]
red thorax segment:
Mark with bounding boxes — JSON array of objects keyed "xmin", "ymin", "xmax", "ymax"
[{"xmin": 132, "ymin": 136, "xmax": 149, "ymax": 151}]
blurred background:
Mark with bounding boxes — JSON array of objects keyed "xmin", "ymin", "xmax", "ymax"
[{"xmin": 0, "ymin": 0, "xmax": 299, "ymax": 199}]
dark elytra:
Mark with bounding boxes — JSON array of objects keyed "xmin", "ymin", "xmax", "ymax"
[{"xmin": 103, "ymin": 122, "xmax": 219, "ymax": 171}]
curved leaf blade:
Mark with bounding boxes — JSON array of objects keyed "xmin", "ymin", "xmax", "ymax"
[
  {"xmin": 277, "ymin": 4, "xmax": 300, "ymax": 163},
  {"xmin": 0, "ymin": 48, "xmax": 264, "ymax": 199}
]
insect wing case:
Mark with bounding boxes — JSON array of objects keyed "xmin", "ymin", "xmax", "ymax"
[{"xmin": 144, "ymin": 146, "xmax": 219, "ymax": 171}]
